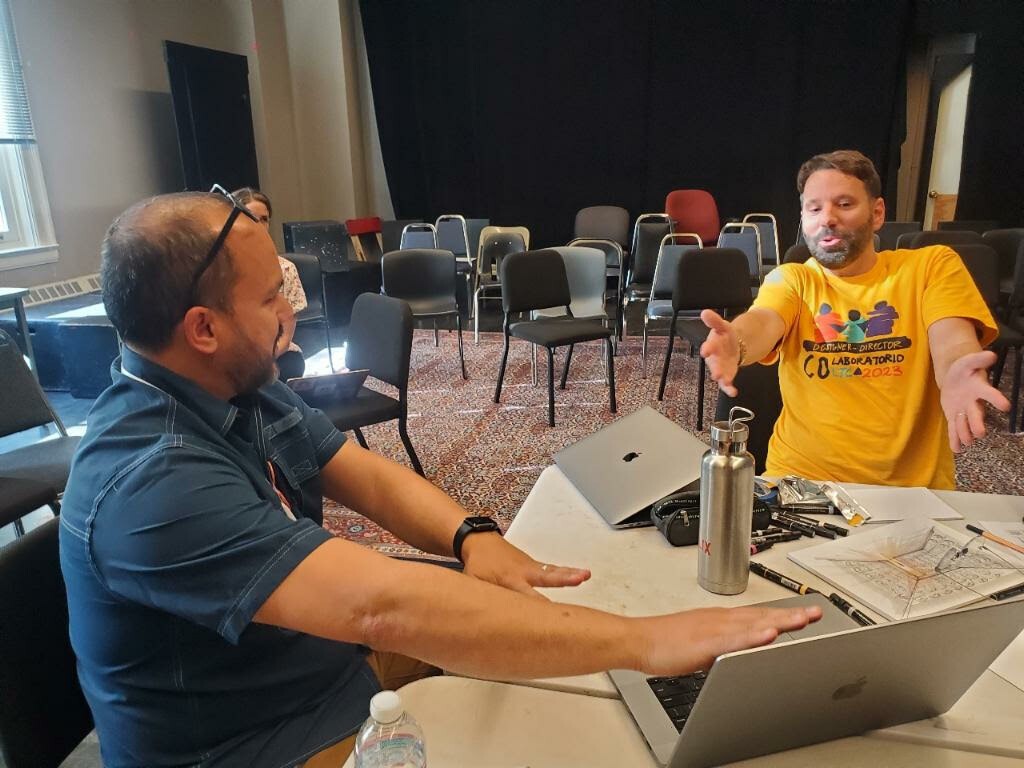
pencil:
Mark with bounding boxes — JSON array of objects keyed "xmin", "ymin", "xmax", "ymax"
[{"xmin": 966, "ymin": 524, "xmax": 1024, "ymax": 556}]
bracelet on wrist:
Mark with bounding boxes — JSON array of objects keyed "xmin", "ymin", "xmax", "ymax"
[{"xmin": 736, "ymin": 336, "xmax": 747, "ymax": 367}]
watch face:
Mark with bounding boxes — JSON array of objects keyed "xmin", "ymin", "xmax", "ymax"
[{"xmin": 466, "ymin": 516, "xmax": 499, "ymax": 531}]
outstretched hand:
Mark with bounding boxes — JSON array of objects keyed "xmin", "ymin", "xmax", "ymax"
[
  {"xmin": 461, "ymin": 533, "xmax": 591, "ymax": 599},
  {"xmin": 699, "ymin": 309, "xmax": 741, "ymax": 396},
  {"xmin": 640, "ymin": 605, "xmax": 822, "ymax": 676},
  {"xmin": 941, "ymin": 350, "xmax": 1010, "ymax": 453}
]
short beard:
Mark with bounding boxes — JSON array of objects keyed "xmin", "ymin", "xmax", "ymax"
[
  {"xmin": 805, "ymin": 220, "xmax": 874, "ymax": 269},
  {"xmin": 226, "ymin": 324, "xmax": 279, "ymax": 395}
]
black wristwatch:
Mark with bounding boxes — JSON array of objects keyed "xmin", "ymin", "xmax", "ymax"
[{"xmin": 452, "ymin": 516, "xmax": 501, "ymax": 563}]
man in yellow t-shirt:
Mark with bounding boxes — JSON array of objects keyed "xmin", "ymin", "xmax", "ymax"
[{"xmin": 700, "ymin": 150, "xmax": 1008, "ymax": 489}]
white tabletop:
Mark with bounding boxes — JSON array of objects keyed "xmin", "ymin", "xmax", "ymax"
[{"xmin": 342, "ymin": 676, "xmax": 1024, "ymax": 768}]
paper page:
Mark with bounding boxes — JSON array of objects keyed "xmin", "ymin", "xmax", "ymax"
[
  {"xmin": 840, "ymin": 485, "xmax": 962, "ymax": 523},
  {"xmin": 789, "ymin": 518, "xmax": 1023, "ymax": 620},
  {"xmin": 978, "ymin": 521, "xmax": 1024, "ymax": 568}
]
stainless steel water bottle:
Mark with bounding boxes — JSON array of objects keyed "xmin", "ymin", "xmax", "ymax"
[{"xmin": 697, "ymin": 406, "xmax": 756, "ymax": 595}]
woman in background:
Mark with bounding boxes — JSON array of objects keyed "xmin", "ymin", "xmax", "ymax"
[{"xmin": 232, "ymin": 187, "xmax": 307, "ymax": 380}]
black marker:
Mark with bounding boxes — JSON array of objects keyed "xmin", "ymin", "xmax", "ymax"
[
  {"xmin": 770, "ymin": 513, "xmax": 816, "ymax": 538},
  {"xmin": 750, "ymin": 542, "xmax": 775, "ymax": 555},
  {"xmin": 775, "ymin": 509, "xmax": 849, "ymax": 537},
  {"xmin": 828, "ymin": 593, "xmax": 876, "ymax": 626},
  {"xmin": 991, "ymin": 582, "xmax": 1024, "ymax": 601},
  {"xmin": 749, "ymin": 562, "xmax": 820, "ymax": 596},
  {"xmin": 751, "ymin": 531, "xmax": 803, "ymax": 545}
]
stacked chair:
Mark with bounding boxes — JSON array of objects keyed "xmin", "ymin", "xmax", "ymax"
[
  {"xmin": 665, "ymin": 189, "xmax": 720, "ymax": 246},
  {"xmin": 573, "ymin": 206, "xmax": 630, "ymax": 307},
  {"xmin": 742, "ymin": 213, "xmax": 780, "ymax": 274},
  {"xmin": 621, "ymin": 213, "xmax": 674, "ymax": 340},
  {"xmin": 642, "ymin": 234, "xmax": 702, "ymax": 377},
  {"xmin": 435, "ymin": 214, "xmax": 475, "ymax": 317},
  {"xmin": 717, "ymin": 222, "xmax": 763, "ymax": 291},
  {"xmin": 474, "ymin": 230, "xmax": 526, "ymax": 342}
]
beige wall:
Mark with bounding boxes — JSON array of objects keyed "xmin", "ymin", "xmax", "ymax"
[{"xmin": 3, "ymin": 0, "xmax": 391, "ymax": 288}]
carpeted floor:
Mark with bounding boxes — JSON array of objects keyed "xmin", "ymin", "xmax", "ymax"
[{"xmin": 321, "ymin": 329, "xmax": 1024, "ymax": 559}]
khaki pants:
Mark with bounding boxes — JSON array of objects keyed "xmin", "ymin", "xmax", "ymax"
[{"xmin": 301, "ymin": 652, "xmax": 438, "ymax": 767}]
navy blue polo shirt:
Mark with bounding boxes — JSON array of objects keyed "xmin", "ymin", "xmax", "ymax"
[{"xmin": 59, "ymin": 348, "xmax": 379, "ymax": 767}]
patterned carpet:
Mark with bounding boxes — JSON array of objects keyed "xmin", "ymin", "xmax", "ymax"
[{"xmin": 322, "ymin": 329, "xmax": 1024, "ymax": 559}]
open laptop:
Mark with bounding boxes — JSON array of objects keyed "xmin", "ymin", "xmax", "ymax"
[
  {"xmin": 287, "ymin": 369, "xmax": 369, "ymax": 401},
  {"xmin": 611, "ymin": 594, "xmax": 1024, "ymax": 767},
  {"xmin": 554, "ymin": 407, "xmax": 708, "ymax": 528}
]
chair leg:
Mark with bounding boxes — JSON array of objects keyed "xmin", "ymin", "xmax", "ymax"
[
  {"xmin": 696, "ymin": 356, "xmax": 706, "ymax": 430},
  {"xmin": 642, "ymin": 316, "xmax": 649, "ymax": 378},
  {"xmin": 993, "ymin": 348, "xmax": 1008, "ymax": 387},
  {"xmin": 433, "ymin": 320, "xmax": 439, "ymax": 347},
  {"xmin": 323, "ymin": 318, "xmax": 335, "ymax": 372},
  {"xmin": 354, "ymin": 427, "xmax": 369, "ymax": 449},
  {"xmin": 560, "ymin": 344, "xmax": 574, "ymax": 389},
  {"xmin": 532, "ymin": 344, "xmax": 538, "ymax": 387},
  {"xmin": 607, "ymin": 337, "xmax": 617, "ymax": 414},
  {"xmin": 398, "ymin": 416, "xmax": 425, "ymax": 476},
  {"xmin": 473, "ymin": 289, "xmax": 481, "ymax": 343},
  {"xmin": 658, "ymin": 315, "xmax": 678, "ymax": 401},
  {"xmin": 621, "ymin": 297, "xmax": 629, "ymax": 341},
  {"xmin": 547, "ymin": 347, "xmax": 556, "ymax": 427},
  {"xmin": 495, "ymin": 325, "xmax": 512, "ymax": 405},
  {"xmin": 456, "ymin": 313, "xmax": 467, "ymax": 380},
  {"xmin": 1010, "ymin": 346, "xmax": 1022, "ymax": 433}
]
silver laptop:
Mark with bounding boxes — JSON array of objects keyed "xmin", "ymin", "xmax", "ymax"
[
  {"xmin": 554, "ymin": 407, "xmax": 708, "ymax": 529},
  {"xmin": 611, "ymin": 594, "xmax": 1024, "ymax": 767}
]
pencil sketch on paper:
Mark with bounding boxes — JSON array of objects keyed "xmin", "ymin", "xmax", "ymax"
[{"xmin": 789, "ymin": 518, "xmax": 1024, "ymax": 621}]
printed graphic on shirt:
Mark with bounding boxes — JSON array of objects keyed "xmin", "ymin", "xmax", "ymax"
[{"xmin": 801, "ymin": 301, "xmax": 911, "ymax": 381}]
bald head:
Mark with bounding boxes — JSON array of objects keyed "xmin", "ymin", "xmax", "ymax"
[{"xmin": 101, "ymin": 192, "xmax": 240, "ymax": 350}]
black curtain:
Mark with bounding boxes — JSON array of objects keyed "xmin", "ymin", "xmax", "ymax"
[{"xmin": 361, "ymin": 0, "xmax": 913, "ymax": 248}]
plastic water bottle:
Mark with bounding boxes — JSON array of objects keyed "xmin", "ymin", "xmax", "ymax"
[{"xmin": 353, "ymin": 690, "xmax": 426, "ymax": 768}]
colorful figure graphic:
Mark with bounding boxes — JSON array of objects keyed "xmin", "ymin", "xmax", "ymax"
[
  {"xmin": 814, "ymin": 303, "xmax": 843, "ymax": 342},
  {"xmin": 842, "ymin": 309, "xmax": 868, "ymax": 343},
  {"xmin": 865, "ymin": 300, "xmax": 899, "ymax": 337}
]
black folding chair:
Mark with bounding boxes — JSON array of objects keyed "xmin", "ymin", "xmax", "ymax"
[
  {"xmin": 296, "ymin": 294, "xmax": 424, "ymax": 475},
  {"xmin": 280, "ymin": 252, "xmax": 333, "ymax": 371},
  {"xmin": 0, "ymin": 329, "xmax": 80, "ymax": 494},
  {"xmin": 494, "ymin": 250, "xmax": 616, "ymax": 427},
  {"xmin": 382, "ymin": 249, "xmax": 466, "ymax": 380},
  {"xmin": 713, "ymin": 363, "xmax": 782, "ymax": 474},
  {"xmin": 657, "ymin": 248, "xmax": 752, "ymax": 430}
]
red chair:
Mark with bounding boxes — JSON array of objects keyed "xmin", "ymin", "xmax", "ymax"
[
  {"xmin": 665, "ymin": 189, "xmax": 720, "ymax": 246},
  {"xmin": 345, "ymin": 216, "xmax": 384, "ymax": 262}
]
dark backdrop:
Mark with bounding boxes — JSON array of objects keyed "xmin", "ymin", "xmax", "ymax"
[{"xmin": 360, "ymin": 0, "xmax": 1015, "ymax": 248}]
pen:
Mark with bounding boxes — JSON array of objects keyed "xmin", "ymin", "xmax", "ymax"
[
  {"xmin": 779, "ymin": 503, "xmax": 835, "ymax": 514},
  {"xmin": 828, "ymin": 593, "xmax": 876, "ymax": 626},
  {"xmin": 991, "ymin": 582, "xmax": 1024, "ymax": 601},
  {"xmin": 749, "ymin": 561, "xmax": 820, "ymax": 595},
  {"xmin": 775, "ymin": 509, "xmax": 849, "ymax": 537},
  {"xmin": 966, "ymin": 524, "xmax": 1024, "ymax": 556},
  {"xmin": 750, "ymin": 542, "xmax": 775, "ymax": 555},
  {"xmin": 751, "ymin": 531, "xmax": 803, "ymax": 545},
  {"xmin": 752, "ymin": 527, "xmax": 785, "ymax": 537}
]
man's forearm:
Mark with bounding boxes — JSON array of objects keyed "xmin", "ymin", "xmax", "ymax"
[
  {"xmin": 322, "ymin": 441, "xmax": 469, "ymax": 556},
  {"xmin": 729, "ymin": 308, "xmax": 786, "ymax": 365},
  {"xmin": 928, "ymin": 316, "xmax": 984, "ymax": 388}
]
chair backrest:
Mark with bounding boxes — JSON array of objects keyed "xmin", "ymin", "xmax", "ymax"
[
  {"xmin": 907, "ymin": 230, "xmax": 984, "ymax": 249},
  {"xmin": 400, "ymin": 223, "xmax": 438, "ymax": 250},
  {"xmin": 550, "ymin": 247, "xmax": 607, "ymax": 314},
  {"xmin": 500, "ymin": 250, "xmax": 571, "ymax": 314},
  {"xmin": 742, "ymin": 214, "xmax": 780, "ymax": 266},
  {"xmin": 0, "ymin": 517, "xmax": 94, "ymax": 768},
  {"xmin": 345, "ymin": 293, "xmax": 413, "ymax": 391},
  {"xmin": 477, "ymin": 225, "xmax": 530, "ymax": 259},
  {"xmin": 651, "ymin": 245, "xmax": 699, "ymax": 301},
  {"xmin": 718, "ymin": 223, "xmax": 762, "ymax": 281},
  {"xmin": 982, "ymin": 229, "xmax": 1024, "ymax": 282},
  {"xmin": 951, "ymin": 244, "xmax": 1001, "ymax": 309},
  {"xmin": 672, "ymin": 247, "xmax": 752, "ymax": 313},
  {"xmin": 381, "ymin": 249, "xmax": 457, "ymax": 304},
  {"xmin": 573, "ymin": 206, "xmax": 630, "ymax": 246},
  {"xmin": 713, "ymin": 362, "xmax": 782, "ymax": 474},
  {"xmin": 665, "ymin": 189, "xmax": 720, "ymax": 245},
  {"xmin": 381, "ymin": 220, "xmax": 423, "ymax": 253},
  {"xmin": 782, "ymin": 242, "xmax": 811, "ymax": 264},
  {"xmin": 630, "ymin": 218, "xmax": 672, "ymax": 284},
  {"xmin": 280, "ymin": 252, "xmax": 325, "ymax": 319},
  {"xmin": 435, "ymin": 215, "xmax": 470, "ymax": 262},
  {"xmin": 937, "ymin": 219, "xmax": 999, "ymax": 234},
  {"xmin": 478, "ymin": 232, "xmax": 526, "ymax": 277},
  {"xmin": 877, "ymin": 221, "xmax": 921, "ymax": 251},
  {"xmin": 568, "ymin": 238, "xmax": 624, "ymax": 270},
  {"xmin": 0, "ymin": 329, "xmax": 64, "ymax": 438}
]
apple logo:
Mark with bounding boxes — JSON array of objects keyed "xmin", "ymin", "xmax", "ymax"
[
  {"xmin": 622, "ymin": 451, "xmax": 641, "ymax": 462},
  {"xmin": 831, "ymin": 676, "xmax": 867, "ymax": 700}
]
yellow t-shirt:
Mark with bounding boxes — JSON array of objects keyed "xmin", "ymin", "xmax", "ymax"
[{"xmin": 752, "ymin": 246, "xmax": 997, "ymax": 489}]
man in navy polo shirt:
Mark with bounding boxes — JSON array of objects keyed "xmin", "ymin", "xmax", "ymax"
[{"xmin": 60, "ymin": 191, "xmax": 820, "ymax": 767}]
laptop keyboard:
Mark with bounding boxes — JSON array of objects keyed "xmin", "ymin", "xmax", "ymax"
[{"xmin": 647, "ymin": 671, "xmax": 708, "ymax": 731}]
